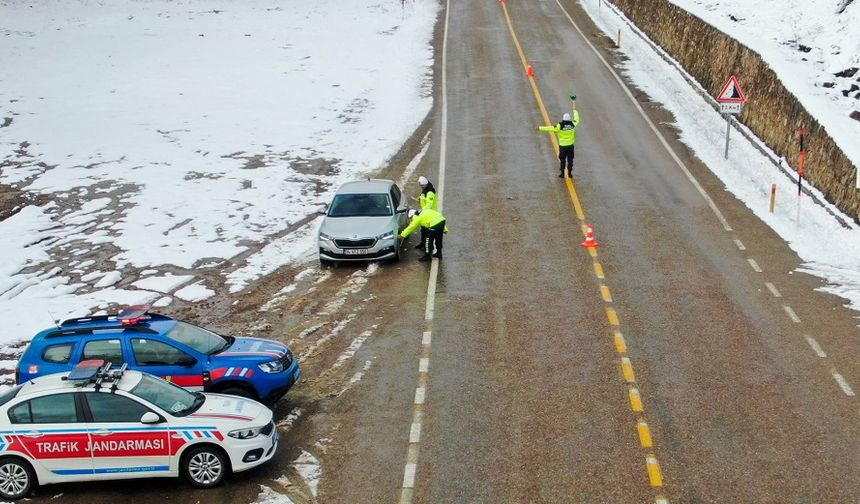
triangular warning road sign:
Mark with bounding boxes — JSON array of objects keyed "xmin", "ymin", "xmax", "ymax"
[{"xmin": 717, "ymin": 75, "xmax": 746, "ymax": 103}]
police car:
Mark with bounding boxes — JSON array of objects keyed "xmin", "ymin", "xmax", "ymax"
[
  {"xmin": 17, "ymin": 306, "xmax": 300, "ymax": 404},
  {"xmin": 0, "ymin": 361, "xmax": 278, "ymax": 500}
]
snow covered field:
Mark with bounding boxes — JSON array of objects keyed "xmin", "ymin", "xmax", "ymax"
[
  {"xmin": 580, "ymin": 0, "xmax": 860, "ymax": 316},
  {"xmin": 0, "ymin": 0, "xmax": 439, "ymax": 348}
]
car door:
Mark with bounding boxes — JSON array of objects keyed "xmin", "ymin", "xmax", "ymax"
[
  {"xmin": 76, "ymin": 337, "xmax": 127, "ymax": 367},
  {"xmin": 81, "ymin": 391, "xmax": 171, "ymax": 477},
  {"xmin": 129, "ymin": 338, "xmax": 205, "ymax": 391},
  {"xmin": 8, "ymin": 392, "xmax": 93, "ymax": 480}
]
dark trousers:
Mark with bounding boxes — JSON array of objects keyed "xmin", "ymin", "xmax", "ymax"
[
  {"xmin": 423, "ymin": 220, "xmax": 445, "ymax": 255},
  {"xmin": 559, "ymin": 144, "xmax": 575, "ymax": 175}
]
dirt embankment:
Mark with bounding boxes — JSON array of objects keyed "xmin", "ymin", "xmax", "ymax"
[{"xmin": 607, "ymin": 0, "xmax": 860, "ymax": 224}]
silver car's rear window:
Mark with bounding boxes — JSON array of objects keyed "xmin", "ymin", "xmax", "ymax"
[{"xmin": 328, "ymin": 193, "xmax": 392, "ymax": 217}]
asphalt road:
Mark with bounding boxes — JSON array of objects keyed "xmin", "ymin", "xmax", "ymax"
[{"xmin": 22, "ymin": 1, "xmax": 860, "ymax": 503}]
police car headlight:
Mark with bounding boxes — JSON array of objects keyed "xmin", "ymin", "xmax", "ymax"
[
  {"xmin": 376, "ymin": 231, "xmax": 395, "ymax": 240},
  {"xmin": 258, "ymin": 360, "xmax": 284, "ymax": 374},
  {"xmin": 319, "ymin": 232, "xmax": 333, "ymax": 241},
  {"xmin": 228, "ymin": 426, "xmax": 262, "ymax": 439}
]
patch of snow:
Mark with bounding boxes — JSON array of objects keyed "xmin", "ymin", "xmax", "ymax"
[
  {"xmin": 174, "ymin": 282, "xmax": 215, "ymax": 302},
  {"xmin": 93, "ymin": 271, "xmax": 122, "ymax": 288},
  {"xmin": 131, "ymin": 274, "xmax": 194, "ymax": 293}
]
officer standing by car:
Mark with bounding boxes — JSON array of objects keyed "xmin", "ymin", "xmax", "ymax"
[
  {"xmin": 538, "ymin": 108, "xmax": 581, "ymax": 178},
  {"xmin": 415, "ymin": 176, "xmax": 438, "ymax": 249},
  {"xmin": 400, "ymin": 208, "xmax": 448, "ymax": 262}
]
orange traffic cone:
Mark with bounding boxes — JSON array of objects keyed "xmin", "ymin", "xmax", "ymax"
[
  {"xmin": 580, "ymin": 224, "xmax": 599, "ymax": 248},
  {"xmin": 526, "ymin": 64, "xmax": 534, "ymax": 77}
]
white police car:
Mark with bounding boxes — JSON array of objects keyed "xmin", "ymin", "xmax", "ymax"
[{"xmin": 0, "ymin": 361, "xmax": 278, "ymax": 500}]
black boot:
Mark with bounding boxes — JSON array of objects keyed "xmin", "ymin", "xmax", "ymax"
[
  {"xmin": 418, "ymin": 254, "xmax": 432, "ymax": 262},
  {"xmin": 432, "ymin": 251, "xmax": 442, "ymax": 259}
]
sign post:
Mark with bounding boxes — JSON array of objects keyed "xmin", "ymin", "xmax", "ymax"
[{"xmin": 716, "ymin": 75, "xmax": 746, "ymax": 159}]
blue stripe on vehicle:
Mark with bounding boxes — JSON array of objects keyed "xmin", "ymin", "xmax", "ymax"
[{"xmin": 53, "ymin": 466, "xmax": 170, "ymax": 475}]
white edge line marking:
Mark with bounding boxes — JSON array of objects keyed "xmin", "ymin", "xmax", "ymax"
[
  {"xmin": 832, "ymin": 370, "xmax": 855, "ymax": 396},
  {"xmin": 747, "ymin": 258, "xmax": 762, "ymax": 272},
  {"xmin": 402, "ymin": 0, "xmax": 449, "ymax": 499},
  {"xmin": 402, "ymin": 463, "xmax": 417, "ymax": 488},
  {"xmin": 554, "ymin": 0, "xmax": 732, "ymax": 232},
  {"xmin": 783, "ymin": 305, "xmax": 801, "ymax": 323},
  {"xmin": 765, "ymin": 282, "xmax": 781, "ymax": 297},
  {"xmin": 409, "ymin": 422, "xmax": 422, "ymax": 443},
  {"xmin": 804, "ymin": 335, "xmax": 827, "ymax": 358}
]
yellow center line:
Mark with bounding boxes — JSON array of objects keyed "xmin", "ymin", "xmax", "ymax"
[
  {"xmin": 637, "ymin": 419, "xmax": 654, "ymax": 448},
  {"xmin": 606, "ymin": 307, "xmax": 619, "ymax": 326},
  {"xmin": 629, "ymin": 386, "xmax": 644, "ymax": 412},
  {"xmin": 601, "ymin": 285, "xmax": 613, "ymax": 302},
  {"xmin": 614, "ymin": 331, "xmax": 627, "ymax": 353},
  {"xmin": 499, "ymin": 1, "xmax": 667, "ymax": 499}
]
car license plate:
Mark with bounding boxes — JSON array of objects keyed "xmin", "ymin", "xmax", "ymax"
[{"xmin": 343, "ymin": 248, "xmax": 368, "ymax": 255}]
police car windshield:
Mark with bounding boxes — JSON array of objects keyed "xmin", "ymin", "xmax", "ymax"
[
  {"xmin": 327, "ymin": 193, "xmax": 393, "ymax": 217},
  {"xmin": 165, "ymin": 322, "xmax": 230, "ymax": 355},
  {"xmin": 129, "ymin": 374, "xmax": 203, "ymax": 416}
]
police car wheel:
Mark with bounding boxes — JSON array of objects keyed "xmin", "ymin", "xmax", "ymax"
[
  {"xmin": 0, "ymin": 457, "xmax": 35, "ymax": 500},
  {"xmin": 220, "ymin": 386, "xmax": 257, "ymax": 400},
  {"xmin": 183, "ymin": 446, "xmax": 227, "ymax": 488}
]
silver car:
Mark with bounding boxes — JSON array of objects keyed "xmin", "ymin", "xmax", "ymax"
[{"xmin": 318, "ymin": 179, "xmax": 409, "ymax": 265}]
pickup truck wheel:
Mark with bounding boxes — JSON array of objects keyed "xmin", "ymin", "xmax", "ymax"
[
  {"xmin": 183, "ymin": 446, "xmax": 227, "ymax": 488},
  {"xmin": 0, "ymin": 457, "xmax": 35, "ymax": 500}
]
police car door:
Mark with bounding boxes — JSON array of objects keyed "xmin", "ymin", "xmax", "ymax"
[
  {"xmin": 81, "ymin": 391, "xmax": 171, "ymax": 477},
  {"xmin": 129, "ymin": 338, "xmax": 205, "ymax": 391},
  {"xmin": 8, "ymin": 392, "xmax": 94, "ymax": 480}
]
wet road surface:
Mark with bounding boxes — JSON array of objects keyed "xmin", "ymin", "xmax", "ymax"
[{"xmin": 22, "ymin": 1, "xmax": 860, "ymax": 503}]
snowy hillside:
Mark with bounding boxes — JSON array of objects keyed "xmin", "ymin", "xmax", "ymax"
[
  {"xmin": 666, "ymin": 0, "xmax": 860, "ymax": 168},
  {"xmin": 0, "ymin": 0, "xmax": 439, "ymax": 348}
]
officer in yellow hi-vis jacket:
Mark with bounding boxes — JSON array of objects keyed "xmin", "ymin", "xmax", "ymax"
[
  {"xmin": 414, "ymin": 176, "xmax": 438, "ymax": 250},
  {"xmin": 400, "ymin": 208, "xmax": 448, "ymax": 262},
  {"xmin": 538, "ymin": 109, "xmax": 581, "ymax": 178}
]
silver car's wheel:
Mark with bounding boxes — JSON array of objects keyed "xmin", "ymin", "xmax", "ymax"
[
  {"xmin": 0, "ymin": 458, "xmax": 34, "ymax": 500},
  {"xmin": 183, "ymin": 447, "xmax": 227, "ymax": 488}
]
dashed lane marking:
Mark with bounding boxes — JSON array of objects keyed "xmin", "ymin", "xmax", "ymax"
[
  {"xmin": 402, "ymin": 463, "xmax": 417, "ymax": 488},
  {"xmin": 601, "ymin": 284, "xmax": 613, "ymax": 302},
  {"xmin": 747, "ymin": 258, "xmax": 762, "ymax": 272},
  {"xmin": 783, "ymin": 305, "xmax": 801, "ymax": 323},
  {"xmin": 832, "ymin": 370, "xmax": 856, "ymax": 397},
  {"xmin": 646, "ymin": 455, "xmax": 664, "ymax": 487},
  {"xmin": 399, "ymin": 0, "xmax": 450, "ymax": 500},
  {"xmin": 765, "ymin": 282, "xmax": 782, "ymax": 297},
  {"xmin": 607, "ymin": 307, "xmax": 620, "ymax": 326},
  {"xmin": 594, "ymin": 262, "xmax": 605, "ymax": 279},
  {"xmin": 629, "ymin": 387, "xmax": 644, "ymax": 412},
  {"xmin": 409, "ymin": 422, "xmax": 422, "ymax": 443},
  {"xmin": 734, "ymin": 239, "xmax": 746, "ymax": 251},
  {"xmin": 804, "ymin": 335, "xmax": 827, "ymax": 358},
  {"xmin": 414, "ymin": 387, "xmax": 426, "ymax": 405},
  {"xmin": 614, "ymin": 331, "xmax": 628, "ymax": 354},
  {"xmin": 637, "ymin": 419, "xmax": 654, "ymax": 448},
  {"xmin": 621, "ymin": 357, "xmax": 636, "ymax": 383}
]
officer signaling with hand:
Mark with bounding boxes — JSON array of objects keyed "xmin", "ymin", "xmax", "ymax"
[
  {"xmin": 400, "ymin": 208, "xmax": 448, "ymax": 262},
  {"xmin": 538, "ymin": 108, "xmax": 581, "ymax": 178}
]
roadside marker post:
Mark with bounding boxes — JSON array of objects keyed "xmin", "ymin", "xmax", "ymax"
[
  {"xmin": 769, "ymin": 183, "xmax": 776, "ymax": 213},
  {"xmin": 716, "ymin": 75, "xmax": 746, "ymax": 159},
  {"xmin": 797, "ymin": 129, "xmax": 806, "ymax": 196}
]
